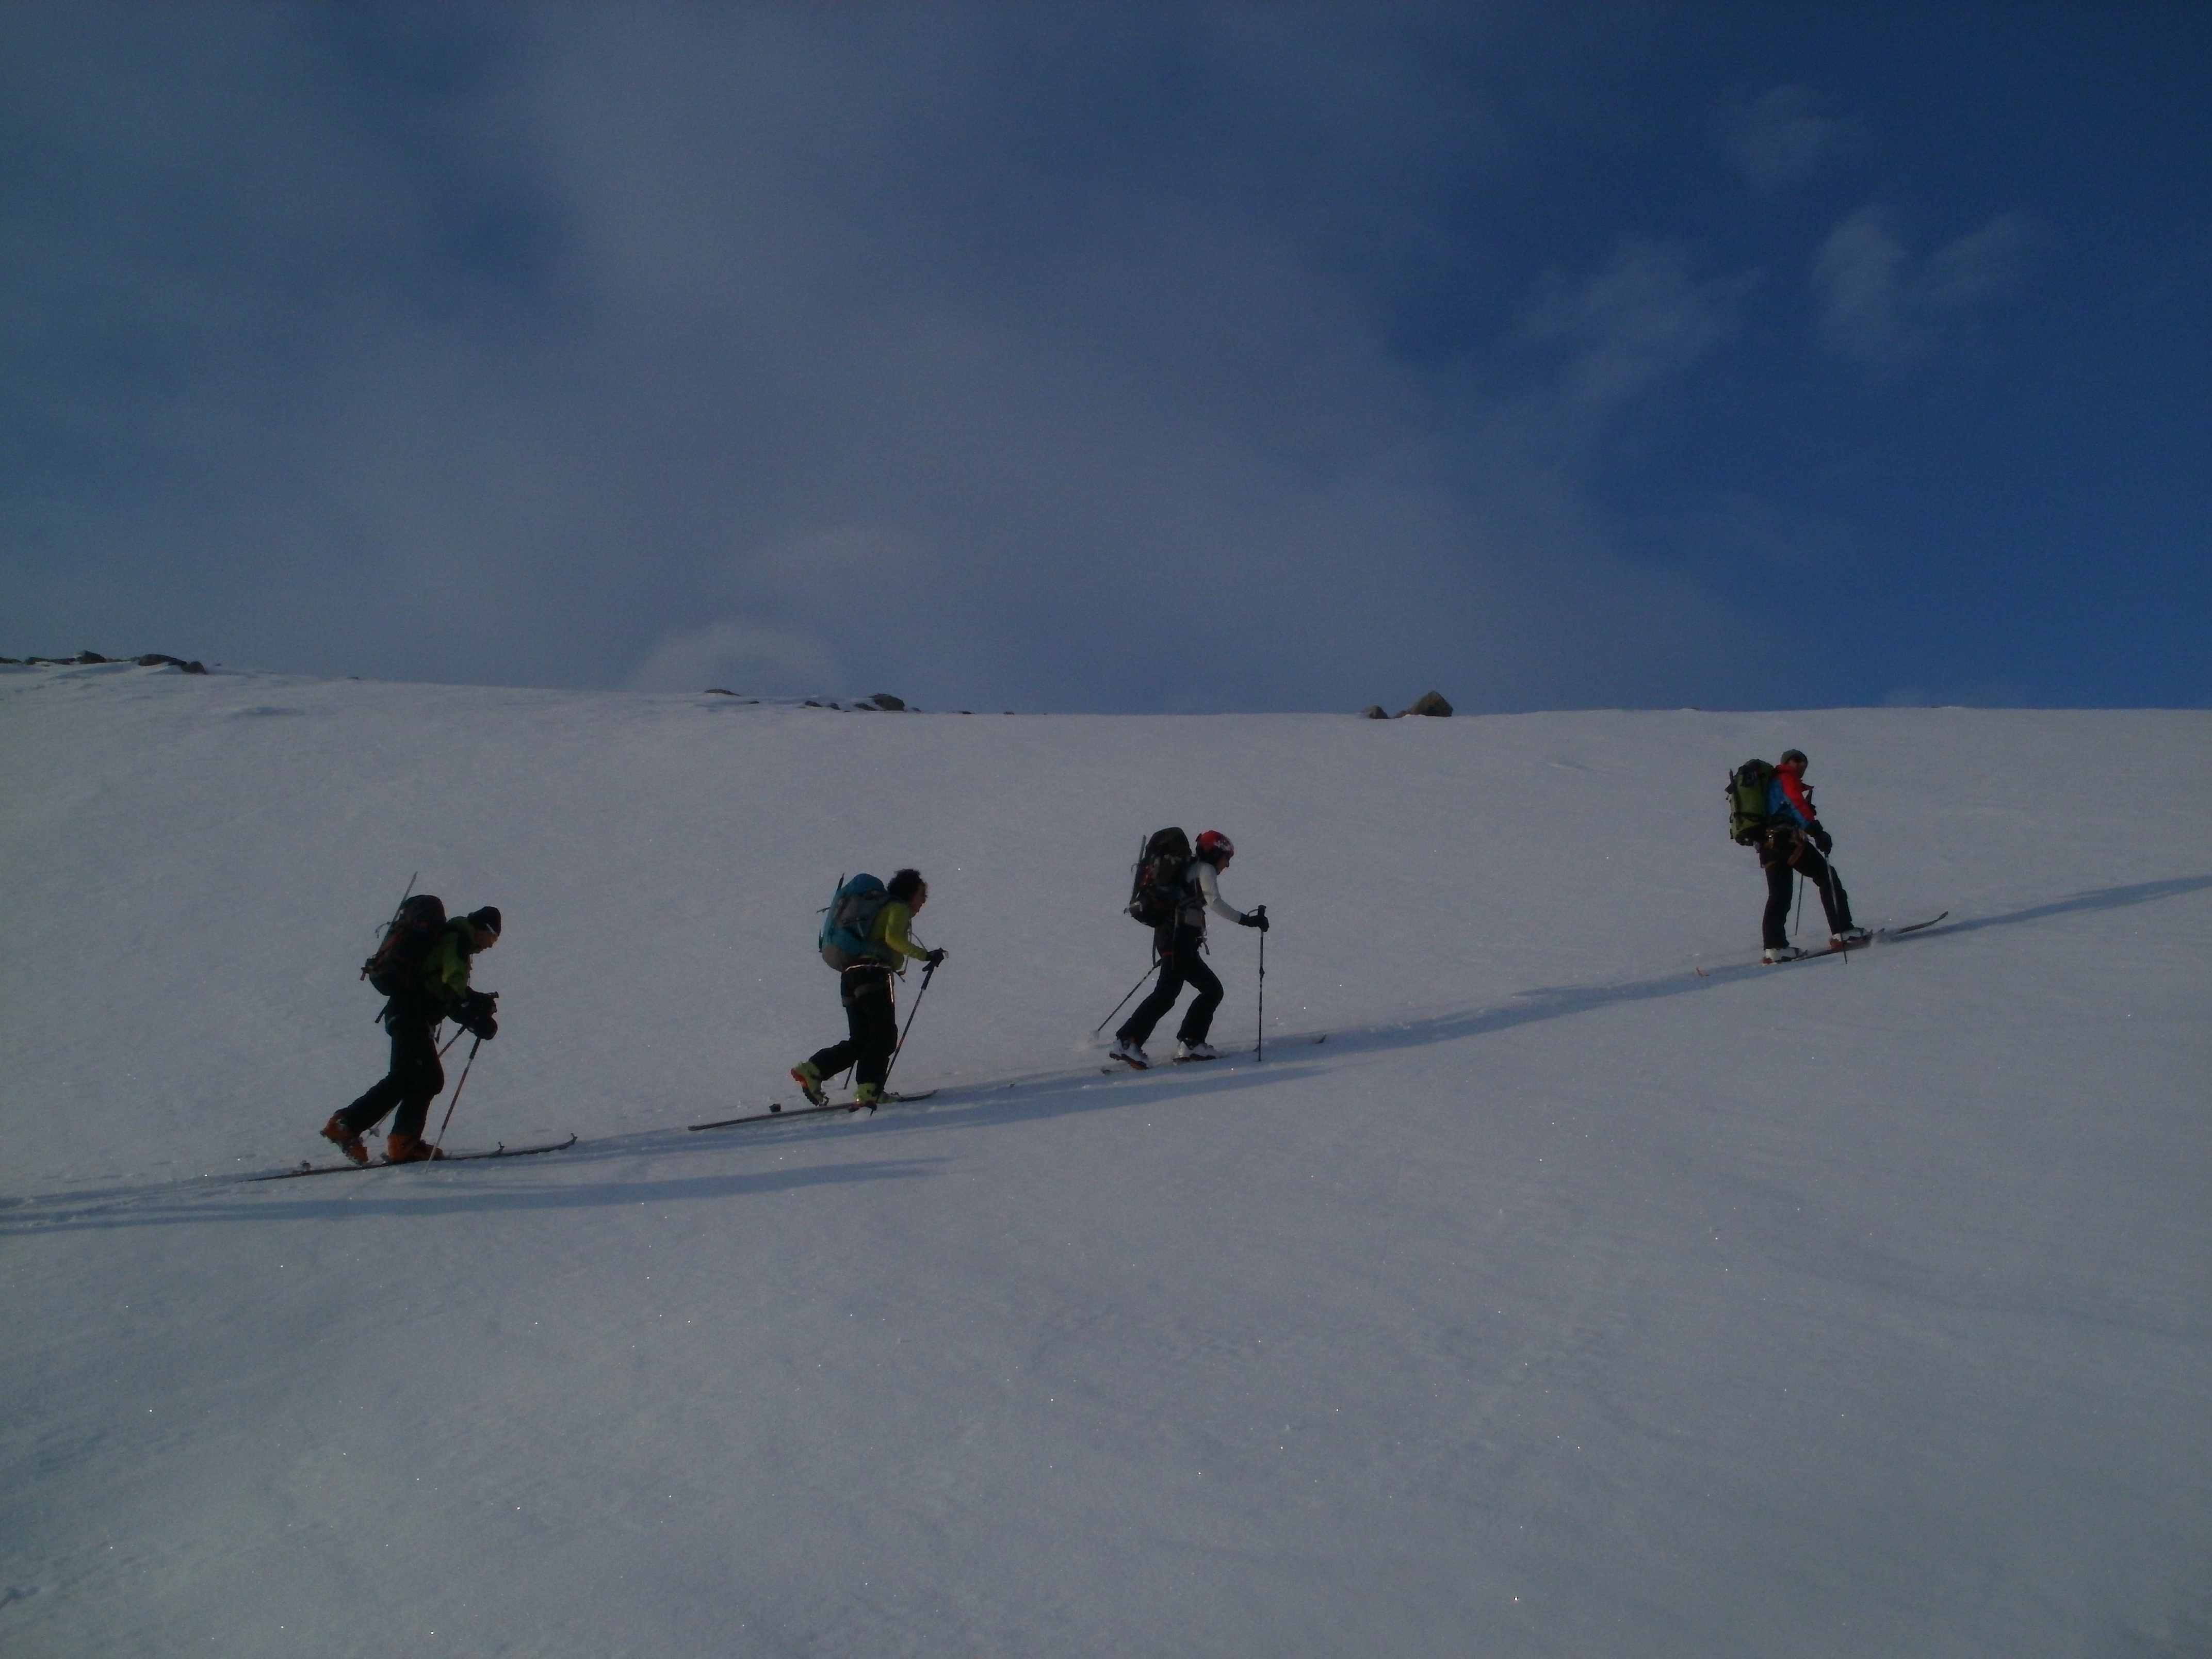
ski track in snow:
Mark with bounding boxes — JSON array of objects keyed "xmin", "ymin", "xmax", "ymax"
[{"xmin": 3, "ymin": 661, "xmax": 2209, "ymax": 1658}]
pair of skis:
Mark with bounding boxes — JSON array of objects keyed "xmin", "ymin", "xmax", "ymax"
[
  {"xmin": 689, "ymin": 1031, "xmax": 1326, "ymax": 1134},
  {"xmin": 1776, "ymin": 910, "xmax": 1948, "ymax": 963},
  {"xmin": 1100, "ymin": 1040, "xmax": 1297, "ymax": 1075},
  {"xmin": 252, "ymin": 1134, "xmax": 578, "ymax": 1181},
  {"xmin": 687, "ymin": 1091, "xmax": 938, "ymax": 1133},
  {"xmin": 1693, "ymin": 912, "xmax": 1949, "ymax": 977}
]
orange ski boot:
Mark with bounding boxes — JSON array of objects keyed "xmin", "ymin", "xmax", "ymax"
[
  {"xmin": 320, "ymin": 1115, "xmax": 369, "ymax": 1166},
  {"xmin": 384, "ymin": 1132, "xmax": 445, "ymax": 1164}
]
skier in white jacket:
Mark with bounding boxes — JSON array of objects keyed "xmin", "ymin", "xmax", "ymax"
[{"xmin": 1111, "ymin": 830, "xmax": 1267, "ymax": 1067}]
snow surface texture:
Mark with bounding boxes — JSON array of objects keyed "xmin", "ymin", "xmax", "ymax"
[{"xmin": 3, "ymin": 661, "xmax": 2207, "ymax": 1658}]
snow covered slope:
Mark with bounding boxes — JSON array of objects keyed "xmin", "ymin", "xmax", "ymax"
[{"xmin": 3, "ymin": 660, "xmax": 2207, "ymax": 1658}]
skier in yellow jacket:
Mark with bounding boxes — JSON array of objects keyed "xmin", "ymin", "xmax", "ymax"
[{"xmin": 792, "ymin": 869, "xmax": 944, "ymax": 1109}]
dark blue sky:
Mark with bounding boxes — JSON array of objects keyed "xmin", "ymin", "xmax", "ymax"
[{"xmin": 4, "ymin": 3, "xmax": 2206, "ymax": 711}]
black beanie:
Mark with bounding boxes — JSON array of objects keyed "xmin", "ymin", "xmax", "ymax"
[{"xmin": 467, "ymin": 906, "xmax": 502, "ymax": 936}]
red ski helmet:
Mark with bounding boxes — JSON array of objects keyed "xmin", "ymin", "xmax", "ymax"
[{"xmin": 1194, "ymin": 830, "xmax": 1234, "ymax": 864}]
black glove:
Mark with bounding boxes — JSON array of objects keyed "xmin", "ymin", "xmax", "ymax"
[
  {"xmin": 456, "ymin": 989, "xmax": 499, "ymax": 1038},
  {"xmin": 1809, "ymin": 823, "xmax": 1833, "ymax": 854},
  {"xmin": 1239, "ymin": 906, "xmax": 1270, "ymax": 932},
  {"xmin": 924, "ymin": 948, "xmax": 947, "ymax": 968}
]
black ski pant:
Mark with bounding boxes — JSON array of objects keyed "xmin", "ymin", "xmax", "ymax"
[
  {"xmin": 808, "ymin": 963, "xmax": 899, "ymax": 1089},
  {"xmin": 336, "ymin": 1000, "xmax": 445, "ymax": 1140},
  {"xmin": 1761, "ymin": 836, "xmax": 1856, "ymax": 948},
  {"xmin": 1119, "ymin": 925, "xmax": 1223, "ymax": 1048}
]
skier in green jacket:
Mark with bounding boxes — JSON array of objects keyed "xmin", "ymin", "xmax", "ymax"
[
  {"xmin": 322, "ymin": 906, "xmax": 502, "ymax": 1164},
  {"xmin": 792, "ymin": 869, "xmax": 944, "ymax": 1109}
]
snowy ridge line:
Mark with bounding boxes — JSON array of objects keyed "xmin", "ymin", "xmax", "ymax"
[{"xmin": 0, "ymin": 659, "xmax": 997, "ymax": 715}]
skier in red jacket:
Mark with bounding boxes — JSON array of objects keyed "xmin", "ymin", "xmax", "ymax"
[{"xmin": 1760, "ymin": 751, "xmax": 1869, "ymax": 963}]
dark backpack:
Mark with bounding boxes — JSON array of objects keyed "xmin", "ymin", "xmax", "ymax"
[
  {"xmin": 819, "ymin": 873, "xmax": 889, "ymax": 968},
  {"xmin": 1127, "ymin": 827, "xmax": 1193, "ymax": 927},
  {"xmin": 363, "ymin": 893, "xmax": 446, "ymax": 996},
  {"xmin": 1726, "ymin": 760, "xmax": 1776, "ymax": 845}
]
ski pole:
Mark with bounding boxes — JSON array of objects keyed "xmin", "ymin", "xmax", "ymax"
[
  {"xmin": 429, "ymin": 1034, "xmax": 483, "ymax": 1153},
  {"xmin": 1256, "ymin": 918, "xmax": 1266, "ymax": 1063},
  {"xmin": 1092, "ymin": 953, "xmax": 1159, "ymax": 1038},
  {"xmin": 882, "ymin": 959, "xmax": 937, "ymax": 1089}
]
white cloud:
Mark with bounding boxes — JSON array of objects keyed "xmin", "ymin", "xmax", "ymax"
[
  {"xmin": 1521, "ymin": 239, "xmax": 1756, "ymax": 414},
  {"xmin": 1813, "ymin": 205, "xmax": 2038, "ymax": 370},
  {"xmin": 0, "ymin": 3, "xmax": 1763, "ymax": 713},
  {"xmin": 1726, "ymin": 85, "xmax": 1861, "ymax": 190}
]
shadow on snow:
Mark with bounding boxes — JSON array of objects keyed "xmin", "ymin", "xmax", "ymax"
[
  {"xmin": 6, "ymin": 874, "xmax": 2203, "ymax": 1234},
  {"xmin": 0, "ymin": 1154, "xmax": 937, "ymax": 1237}
]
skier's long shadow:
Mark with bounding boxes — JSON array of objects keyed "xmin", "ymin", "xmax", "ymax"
[
  {"xmin": 1281, "ymin": 872, "xmax": 2212, "ymax": 1066},
  {"xmin": 897, "ymin": 871, "xmax": 2212, "ymax": 1107},
  {"xmin": 1899, "ymin": 874, "xmax": 2212, "ymax": 939},
  {"xmin": 0, "ymin": 1153, "xmax": 938, "ymax": 1237},
  {"xmin": 10, "ymin": 875, "xmax": 2202, "ymax": 1230},
  {"xmin": 810, "ymin": 1055, "xmax": 1327, "ymax": 1141},
  {"xmin": 0, "ymin": 1061, "xmax": 1326, "ymax": 1232}
]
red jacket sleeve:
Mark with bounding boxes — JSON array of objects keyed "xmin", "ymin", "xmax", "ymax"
[{"xmin": 1778, "ymin": 772, "xmax": 1817, "ymax": 823}]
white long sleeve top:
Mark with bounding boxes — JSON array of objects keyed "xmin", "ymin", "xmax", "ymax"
[{"xmin": 1178, "ymin": 858, "xmax": 1244, "ymax": 934}]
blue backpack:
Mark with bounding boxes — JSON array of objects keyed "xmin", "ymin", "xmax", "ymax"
[{"xmin": 818, "ymin": 873, "xmax": 888, "ymax": 969}]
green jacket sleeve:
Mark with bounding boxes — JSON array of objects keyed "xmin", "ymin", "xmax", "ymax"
[
  {"xmin": 871, "ymin": 900, "xmax": 932, "ymax": 965},
  {"xmin": 422, "ymin": 926, "xmax": 474, "ymax": 1008}
]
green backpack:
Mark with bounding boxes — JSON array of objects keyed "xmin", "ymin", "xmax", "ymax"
[{"xmin": 1726, "ymin": 759, "xmax": 1776, "ymax": 845}]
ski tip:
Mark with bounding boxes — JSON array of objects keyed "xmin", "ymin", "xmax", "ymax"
[{"xmin": 1877, "ymin": 910, "xmax": 1949, "ymax": 938}]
